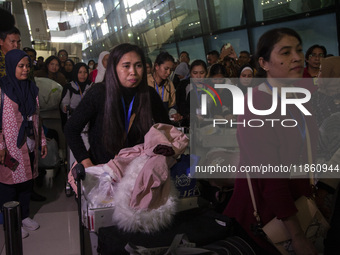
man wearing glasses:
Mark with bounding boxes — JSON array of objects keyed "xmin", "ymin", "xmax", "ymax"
[
  {"xmin": 57, "ymin": 49, "xmax": 69, "ymax": 77},
  {"xmin": 57, "ymin": 49, "xmax": 68, "ymax": 69}
]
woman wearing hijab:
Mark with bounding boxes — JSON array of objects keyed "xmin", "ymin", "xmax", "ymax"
[
  {"xmin": 0, "ymin": 49, "xmax": 47, "ymax": 238},
  {"xmin": 174, "ymin": 62, "xmax": 190, "ymax": 81},
  {"xmin": 61, "ymin": 58, "xmax": 75, "ymax": 83},
  {"xmin": 172, "ymin": 62, "xmax": 190, "ymax": 89},
  {"xmin": 237, "ymin": 64, "xmax": 255, "ymax": 94},
  {"xmin": 60, "ymin": 62, "xmax": 93, "ymax": 115},
  {"xmin": 89, "ymin": 51, "xmax": 110, "ymax": 83},
  {"xmin": 60, "ymin": 63, "xmax": 93, "ymax": 129}
]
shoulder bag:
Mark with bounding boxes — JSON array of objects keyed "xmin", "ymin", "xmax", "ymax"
[{"xmin": 246, "ymin": 122, "xmax": 330, "ymax": 254}]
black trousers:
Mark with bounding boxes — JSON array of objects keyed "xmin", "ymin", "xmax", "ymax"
[
  {"xmin": 0, "ymin": 151, "xmax": 35, "ymax": 220},
  {"xmin": 0, "ymin": 179, "xmax": 33, "ymax": 219}
]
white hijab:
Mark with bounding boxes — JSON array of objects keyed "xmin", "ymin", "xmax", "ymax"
[{"xmin": 95, "ymin": 51, "xmax": 110, "ymax": 83}]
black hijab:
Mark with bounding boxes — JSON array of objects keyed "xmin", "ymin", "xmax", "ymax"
[
  {"xmin": 62, "ymin": 59, "xmax": 75, "ymax": 82},
  {"xmin": 61, "ymin": 63, "xmax": 92, "ymax": 101},
  {"xmin": 72, "ymin": 62, "xmax": 91, "ymax": 91},
  {"xmin": 1, "ymin": 49, "xmax": 39, "ymax": 148}
]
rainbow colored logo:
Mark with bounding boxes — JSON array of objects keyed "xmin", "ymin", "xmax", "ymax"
[{"xmin": 197, "ymin": 83, "xmax": 222, "ymax": 107}]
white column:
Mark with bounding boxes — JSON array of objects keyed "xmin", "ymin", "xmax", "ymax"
[
  {"xmin": 11, "ymin": 0, "xmax": 31, "ymax": 48},
  {"xmin": 26, "ymin": 2, "xmax": 51, "ymax": 42}
]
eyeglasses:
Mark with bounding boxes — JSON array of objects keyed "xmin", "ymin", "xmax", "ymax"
[
  {"xmin": 309, "ymin": 53, "xmax": 324, "ymax": 58},
  {"xmin": 59, "ymin": 54, "xmax": 67, "ymax": 57}
]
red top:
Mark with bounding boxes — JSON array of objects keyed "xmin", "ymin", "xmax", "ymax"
[
  {"xmin": 89, "ymin": 69, "xmax": 98, "ymax": 83},
  {"xmin": 303, "ymin": 67, "xmax": 312, "ymax": 78},
  {"xmin": 223, "ymin": 84, "xmax": 318, "ymax": 254},
  {"xmin": 300, "ymin": 67, "xmax": 318, "ymax": 94}
]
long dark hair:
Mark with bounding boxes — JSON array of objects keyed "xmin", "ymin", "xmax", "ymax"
[
  {"xmin": 44, "ymin": 55, "xmax": 62, "ymax": 74},
  {"xmin": 103, "ymin": 43, "xmax": 153, "ymax": 155},
  {"xmin": 255, "ymin": 27, "xmax": 302, "ymax": 77}
]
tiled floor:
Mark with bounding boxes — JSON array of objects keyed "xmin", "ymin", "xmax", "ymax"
[{"xmin": 0, "ymin": 165, "xmax": 95, "ymax": 255}]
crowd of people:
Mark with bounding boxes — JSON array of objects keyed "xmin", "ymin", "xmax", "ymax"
[{"xmin": 1, "ymin": 7, "xmax": 340, "ymax": 254}]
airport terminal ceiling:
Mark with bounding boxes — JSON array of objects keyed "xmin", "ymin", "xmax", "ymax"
[
  {"xmin": 9, "ymin": 0, "xmax": 339, "ymax": 63},
  {"xmin": 22, "ymin": 0, "xmax": 77, "ymax": 12}
]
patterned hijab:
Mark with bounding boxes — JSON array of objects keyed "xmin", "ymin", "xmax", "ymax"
[{"xmin": 1, "ymin": 49, "xmax": 39, "ymax": 148}]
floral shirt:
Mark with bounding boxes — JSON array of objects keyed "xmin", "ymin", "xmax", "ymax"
[
  {"xmin": 0, "ymin": 93, "xmax": 47, "ymax": 184},
  {"xmin": 0, "ymin": 50, "xmax": 5, "ymax": 78}
]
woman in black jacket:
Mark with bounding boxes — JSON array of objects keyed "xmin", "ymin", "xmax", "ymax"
[{"xmin": 64, "ymin": 43, "xmax": 170, "ymax": 166}]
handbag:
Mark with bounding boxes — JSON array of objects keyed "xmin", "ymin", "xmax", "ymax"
[{"xmin": 246, "ymin": 121, "xmax": 330, "ymax": 255}]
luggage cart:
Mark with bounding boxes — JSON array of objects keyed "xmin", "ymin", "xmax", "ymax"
[
  {"xmin": 64, "ymin": 106, "xmax": 90, "ymax": 197},
  {"xmin": 65, "ymin": 144, "xmax": 76, "ymax": 197},
  {"xmin": 69, "ymin": 162, "xmax": 115, "ymax": 255},
  {"xmin": 65, "ymin": 106, "xmax": 74, "ymax": 197},
  {"xmin": 72, "ymin": 163, "xmax": 86, "ymax": 255}
]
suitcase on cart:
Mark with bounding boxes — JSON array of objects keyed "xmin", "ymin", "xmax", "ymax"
[{"xmin": 69, "ymin": 163, "xmax": 115, "ymax": 255}]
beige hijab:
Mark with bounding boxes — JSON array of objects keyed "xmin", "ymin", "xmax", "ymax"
[{"xmin": 318, "ymin": 56, "xmax": 340, "ymax": 96}]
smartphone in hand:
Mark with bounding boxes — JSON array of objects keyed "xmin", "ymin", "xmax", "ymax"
[{"xmin": 3, "ymin": 153, "xmax": 19, "ymax": 171}]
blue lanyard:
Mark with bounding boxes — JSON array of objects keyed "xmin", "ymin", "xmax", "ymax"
[
  {"xmin": 154, "ymin": 80, "xmax": 165, "ymax": 101},
  {"xmin": 265, "ymin": 81, "xmax": 306, "ymax": 141},
  {"xmin": 193, "ymin": 83, "xmax": 203, "ymax": 104},
  {"xmin": 121, "ymin": 96, "xmax": 135, "ymax": 134},
  {"xmin": 74, "ymin": 82, "xmax": 83, "ymax": 99}
]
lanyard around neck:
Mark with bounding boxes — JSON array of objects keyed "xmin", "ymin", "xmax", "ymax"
[
  {"xmin": 193, "ymin": 83, "xmax": 203, "ymax": 104},
  {"xmin": 75, "ymin": 82, "xmax": 83, "ymax": 99},
  {"xmin": 154, "ymin": 77, "xmax": 165, "ymax": 101},
  {"xmin": 265, "ymin": 81, "xmax": 306, "ymax": 141},
  {"xmin": 121, "ymin": 96, "xmax": 135, "ymax": 134}
]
